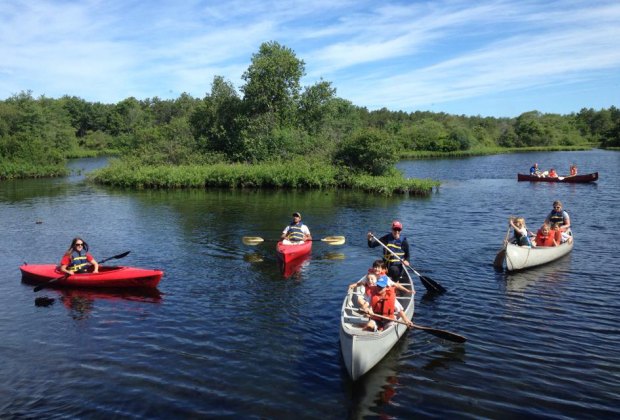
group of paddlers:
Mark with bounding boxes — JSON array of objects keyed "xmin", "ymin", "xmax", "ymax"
[
  {"xmin": 510, "ymin": 200, "xmax": 573, "ymax": 248},
  {"xmin": 530, "ymin": 163, "xmax": 578, "ymax": 178},
  {"xmin": 346, "ymin": 220, "xmax": 416, "ymax": 331}
]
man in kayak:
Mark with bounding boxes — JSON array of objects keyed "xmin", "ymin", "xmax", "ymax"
[
  {"xmin": 281, "ymin": 212, "xmax": 312, "ymax": 244},
  {"xmin": 367, "ymin": 220, "xmax": 410, "ymax": 281},
  {"xmin": 60, "ymin": 237, "xmax": 99, "ymax": 275}
]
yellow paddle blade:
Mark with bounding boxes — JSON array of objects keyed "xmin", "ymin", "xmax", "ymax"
[
  {"xmin": 321, "ymin": 236, "xmax": 345, "ymax": 245},
  {"xmin": 242, "ymin": 236, "xmax": 265, "ymax": 245},
  {"xmin": 324, "ymin": 252, "xmax": 345, "ymax": 260}
]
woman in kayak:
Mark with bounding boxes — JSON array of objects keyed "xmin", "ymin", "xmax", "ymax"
[{"xmin": 60, "ymin": 237, "xmax": 99, "ymax": 275}]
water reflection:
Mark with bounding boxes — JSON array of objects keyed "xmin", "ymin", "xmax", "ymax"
[
  {"xmin": 498, "ymin": 257, "xmax": 572, "ymax": 294},
  {"xmin": 343, "ymin": 336, "xmax": 409, "ymax": 419},
  {"xmin": 37, "ymin": 287, "xmax": 162, "ymax": 320},
  {"xmin": 278, "ymin": 255, "xmax": 311, "ymax": 279}
]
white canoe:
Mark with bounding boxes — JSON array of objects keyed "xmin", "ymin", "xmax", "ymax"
[
  {"xmin": 339, "ymin": 270, "xmax": 415, "ymax": 381},
  {"xmin": 505, "ymin": 230, "xmax": 574, "ymax": 271}
]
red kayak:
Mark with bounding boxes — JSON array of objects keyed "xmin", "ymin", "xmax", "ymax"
[
  {"xmin": 20, "ymin": 264, "xmax": 163, "ymax": 289},
  {"xmin": 517, "ymin": 172, "xmax": 598, "ymax": 183},
  {"xmin": 276, "ymin": 241, "xmax": 312, "ymax": 264}
]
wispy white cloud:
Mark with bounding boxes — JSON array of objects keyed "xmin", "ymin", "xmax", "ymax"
[{"xmin": 1, "ymin": 0, "xmax": 618, "ymax": 115}]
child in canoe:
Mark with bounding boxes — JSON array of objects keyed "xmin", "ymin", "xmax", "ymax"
[{"xmin": 509, "ymin": 217, "xmax": 533, "ymax": 247}]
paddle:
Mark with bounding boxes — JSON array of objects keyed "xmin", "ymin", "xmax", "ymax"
[
  {"xmin": 354, "ymin": 310, "xmax": 466, "ymax": 343},
  {"xmin": 493, "ymin": 224, "xmax": 511, "ymax": 269},
  {"xmin": 33, "ymin": 251, "xmax": 131, "ymax": 292},
  {"xmin": 369, "ymin": 233, "xmax": 446, "ymax": 294},
  {"xmin": 242, "ymin": 235, "xmax": 345, "ymax": 246}
]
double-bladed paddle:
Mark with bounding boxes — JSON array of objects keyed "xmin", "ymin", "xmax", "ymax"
[
  {"xmin": 354, "ymin": 310, "xmax": 466, "ymax": 343},
  {"xmin": 242, "ymin": 236, "xmax": 345, "ymax": 246},
  {"xmin": 33, "ymin": 251, "xmax": 131, "ymax": 292},
  {"xmin": 369, "ymin": 233, "xmax": 446, "ymax": 294}
]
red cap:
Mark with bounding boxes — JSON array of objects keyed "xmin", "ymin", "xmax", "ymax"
[{"xmin": 391, "ymin": 221, "xmax": 402, "ymax": 230}]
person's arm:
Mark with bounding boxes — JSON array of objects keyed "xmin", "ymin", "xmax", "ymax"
[
  {"xmin": 367, "ymin": 232, "xmax": 377, "ymax": 247},
  {"xmin": 397, "ymin": 309, "xmax": 413, "ymax": 328},
  {"xmin": 280, "ymin": 226, "xmax": 289, "ymax": 239},
  {"xmin": 394, "ymin": 282, "xmax": 414, "ymax": 294},
  {"xmin": 303, "ymin": 225, "xmax": 312, "ymax": 241},
  {"xmin": 402, "ymin": 239, "xmax": 410, "ymax": 266},
  {"xmin": 88, "ymin": 254, "xmax": 99, "ymax": 273},
  {"xmin": 59, "ymin": 255, "xmax": 72, "ymax": 275},
  {"xmin": 563, "ymin": 212, "xmax": 571, "ymax": 229}
]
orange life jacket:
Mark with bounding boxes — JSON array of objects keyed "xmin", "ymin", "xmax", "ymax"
[
  {"xmin": 371, "ymin": 287, "xmax": 396, "ymax": 320},
  {"xmin": 535, "ymin": 230, "xmax": 556, "ymax": 247}
]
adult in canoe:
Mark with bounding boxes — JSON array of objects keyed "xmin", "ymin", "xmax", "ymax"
[
  {"xmin": 545, "ymin": 200, "xmax": 570, "ymax": 231},
  {"xmin": 60, "ymin": 237, "xmax": 99, "ymax": 275},
  {"xmin": 280, "ymin": 212, "xmax": 311, "ymax": 244},
  {"xmin": 367, "ymin": 221, "xmax": 410, "ymax": 281},
  {"xmin": 530, "ymin": 163, "xmax": 542, "ymax": 177}
]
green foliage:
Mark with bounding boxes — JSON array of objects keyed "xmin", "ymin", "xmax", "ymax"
[
  {"xmin": 334, "ymin": 128, "xmax": 399, "ymax": 175},
  {"xmin": 1, "ymin": 42, "xmax": 615, "ymax": 187},
  {"xmin": 241, "ymin": 41, "xmax": 304, "ymax": 127}
]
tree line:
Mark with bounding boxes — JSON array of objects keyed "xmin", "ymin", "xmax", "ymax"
[{"xmin": 1, "ymin": 41, "xmax": 619, "ymax": 180}]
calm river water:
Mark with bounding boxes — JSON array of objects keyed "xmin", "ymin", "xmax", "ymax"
[{"xmin": 1, "ymin": 150, "xmax": 619, "ymax": 418}]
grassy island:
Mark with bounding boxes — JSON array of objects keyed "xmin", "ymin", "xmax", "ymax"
[{"xmin": 89, "ymin": 160, "xmax": 439, "ymax": 196}]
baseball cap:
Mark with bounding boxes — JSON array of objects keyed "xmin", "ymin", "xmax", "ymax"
[
  {"xmin": 391, "ymin": 220, "xmax": 402, "ymax": 230},
  {"xmin": 292, "ymin": 212, "xmax": 301, "ymax": 218},
  {"xmin": 376, "ymin": 277, "xmax": 389, "ymax": 288}
]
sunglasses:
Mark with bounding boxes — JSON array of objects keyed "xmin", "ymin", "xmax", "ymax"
[{"xmin": 75, "ymin": 243, "xmax": 84, "ymax": 246}]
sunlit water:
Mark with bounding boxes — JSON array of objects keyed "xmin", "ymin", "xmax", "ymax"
[{"xmin": 1, "ymin": 151, "xmax": 619, "ymax": 418}]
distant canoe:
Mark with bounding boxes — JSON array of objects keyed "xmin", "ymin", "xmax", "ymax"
[
  {"xmin": 504, "ymin": 230, "xmax": 574, "ymax": 271},
  {"xmin": 517, "ymin": 172, "xmax": 598, "ymax": 183}
]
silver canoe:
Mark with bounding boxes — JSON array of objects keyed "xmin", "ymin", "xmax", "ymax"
[
  {"xmin": 339, "ymin": 270, "xmax": 415, "ymax": 381},
  {"xmin": 505, "ymin": 230, "xmax": 574, "ymax": 271}
]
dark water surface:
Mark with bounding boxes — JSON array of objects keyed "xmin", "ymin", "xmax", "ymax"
[{"xmin": 1, "ymin": 151, "xmax": 619, "ymax": 418}]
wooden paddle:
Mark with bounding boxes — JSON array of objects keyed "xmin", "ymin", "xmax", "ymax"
[
  {"xmin": 242, "ymin": 235, "xmax": 345, "ymax": 246},
  {"xmin": 493, "ymin": 225, "xmax": 511, "ymax": 269},
  {"xmin": 369, "ymin": 233, "xmax": 446, "ymax": 294},
  {"xmin": 354, "ymin": 310, "xmax": 466, "ymax": 343},
  {"xmin": 33, "ymin": 251, "xmax": 131, "ymax": 292}
]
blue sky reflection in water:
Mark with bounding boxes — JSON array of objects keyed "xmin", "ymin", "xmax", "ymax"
[{"xmin": 0, "ymin": 150, "xmax": 619, "ymax": 417}]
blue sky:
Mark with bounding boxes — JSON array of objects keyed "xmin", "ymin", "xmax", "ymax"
[{"xmin": 1, "ymin": 0, "xmax": 619, "ymax": 117}]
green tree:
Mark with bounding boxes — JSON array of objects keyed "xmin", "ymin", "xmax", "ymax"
[
  {"xmin": 298, "ymin": 79, "xmax": 336, "ymax": 134},
  {"xmin": 333, "ymin": 128, "xmax": 399, "ymax": 175},
  {"xmin": 241, "ymin": 41, "xmax": 304, "ymax": 127}
]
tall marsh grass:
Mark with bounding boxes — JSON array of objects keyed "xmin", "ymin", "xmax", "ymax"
[{"xmin": 89, "ymin": 160, "xmax": 439, "ymax": 195}]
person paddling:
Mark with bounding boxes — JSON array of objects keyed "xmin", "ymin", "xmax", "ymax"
[
  {"xmin": 367, "ymin": 220, "xmax": 411, "ymax": 281},
  {"xmin": 281, "ymin": 212, "xmax": 312, "ymax": 244},
  {"xmin": 59, "ymin": 237, "xmax": 99, "ymax": 275}
]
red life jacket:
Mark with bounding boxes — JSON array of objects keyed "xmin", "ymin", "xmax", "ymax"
[{"xmin": 371, "ymin": 287, "xmax": 396, "ymax": 320}]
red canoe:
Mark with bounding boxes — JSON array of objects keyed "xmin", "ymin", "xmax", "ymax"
[
  {"xmin": 20, "ymin": 264, "xmax": 163, "ymax": 289},
  {"xmin": 276, "ymin": 241, "xmax": 312, "ymax": 264},
  {"xmin": 517, "ymin": 172, "xmax": 598, "ymax": 183}
]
